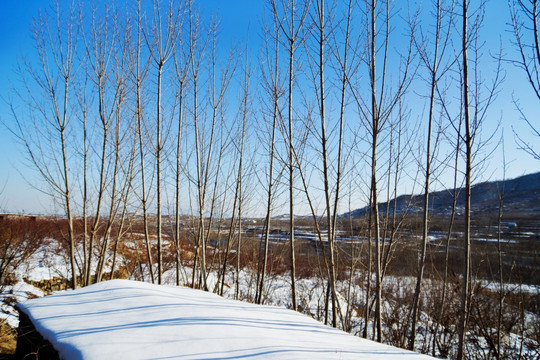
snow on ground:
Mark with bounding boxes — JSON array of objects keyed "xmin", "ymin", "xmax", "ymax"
[
  {"xmin": 0, "ymin": 281, "xmax": 44, "ymax": 327},
  {"xmin": 480, "ymin": 280, "xmax": 540, "ymax": 294},
  {"xmin": 15, "ymin": 239, "xmax": 72, "ymax": 281},
  {"xmin": 18, "ymin": 279, "xmax": 435, "ymax": 360}
]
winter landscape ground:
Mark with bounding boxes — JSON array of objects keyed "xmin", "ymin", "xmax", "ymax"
[
  {"xmin": 15, "ymin": 279, "xmax": 436, "ymax": 359},
  {"xmin": 1, "ymin": 203, "xmax": 539, "ymax": 359}
]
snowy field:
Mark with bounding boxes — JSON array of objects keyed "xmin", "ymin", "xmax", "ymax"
[
  {"xmin": 18, "ymin": 279, "xmax": 435, "ymax": 360},
  {"xmin": 2, "ymin": 236, "xmax": 539, "ymax": 359}
]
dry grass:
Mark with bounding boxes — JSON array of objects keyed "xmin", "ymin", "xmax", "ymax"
[{"xmin": 0, "ymin": 320, "xmax": 16, "ymax": 355}]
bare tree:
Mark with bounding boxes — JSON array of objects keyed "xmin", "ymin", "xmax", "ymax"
[
  {"xmin": 81, "ymin": 4, "xmax": 121, "ymax": 285},
  {"xmin": 172, "ymin": 0, "xmax": 193, "ymax": 286},
  {"xmin": 457, "ymin": 1, "xmax": 502, "ymax": 357},
  {"xmin": 348, "ymin": 0, "xmax": 415, "ymax": 342},
  {"xmin": 133, "ymin": 0, "xmax": 155, "ymax": 284},
  {"xmin": 300, "ymin": 0, "xmax": 354, "ymax": 327},
  {"xmin": 10, "ymin": 3, "xmax": 80, "ymax": 289},
  {"xmin": 256, "ymin": 10, "xmax": 282, "ymax": 305},
  {"xmin": 110, "ymin": 136, "xmax": 138, "ymax": 280},
  {"xmin": 145, "ymin": 0, "xmax": 183, "ymax": 284},
  {"xmin": 270, "ymin": 0, "xmax": 310, "ymax": 312},
  {"xmin": 431, "ymin": 109, "xmax": 463, "ymax": 357},
  {"xmin": 408, "ymin": 0, "xmax": 455, "ymax": 349},
  {"xmin": 235, "ymin": 48, "xmax": 251, "ymax": 300},
  {"xmin": 95, "ymin": 12, "xmax": 134, "ymax": 283}
]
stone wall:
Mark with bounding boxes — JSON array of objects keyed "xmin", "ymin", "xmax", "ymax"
[{"xmin": 24, "ymin": 277, "xmax": 71, "ymax": 293}]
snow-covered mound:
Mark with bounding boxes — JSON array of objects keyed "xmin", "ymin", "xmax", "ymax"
[{"xmin": 18, "ymin": 279, "xmax": 434, "ymax": 359}]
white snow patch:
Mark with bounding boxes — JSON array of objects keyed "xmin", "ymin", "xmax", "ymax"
[
  {"xmin": 18, "ymin": 279, "xmax": 435, "ymax": 360},
  {"xmin": 0, "ymin": 281, "xmax": 44, "ymax": 327}
]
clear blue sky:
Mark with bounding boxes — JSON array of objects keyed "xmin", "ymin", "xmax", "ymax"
[
  {"xmin": 0, "ymin": 0, "xmax": 261, "ymax": 213},
  {"xmin": 0, "ymin": 0, "xmax": 538, "ymax": 214}
]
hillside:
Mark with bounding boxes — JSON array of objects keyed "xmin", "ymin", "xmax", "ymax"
[
  {"xmin": 344, "ymin": 171, "xmax": 540, "ymax": 217},
  {"xmin": 16, "ymin": 280, "xmax": 434, "ymax": 360}
]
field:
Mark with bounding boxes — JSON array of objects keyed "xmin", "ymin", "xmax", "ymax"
[{"xmin": 1, "ymin": 211, "xmax": 539, "ymax": 359}]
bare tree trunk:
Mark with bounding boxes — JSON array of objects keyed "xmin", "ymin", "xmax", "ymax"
[
  {"xmin": 174, "ymin": 81, "xmax": 185, "ymax": 286},
  {"xmin": 76, "ymin": 83, "xmax": 89, "ymax": 286},
  {"xmin": 409, "ymin": 0, "xmax": 442, "ymax": 349},
  {"xmin": 82, "ymin": 8, "xmax": 119, "ymax": 285},
  {"xmin": 235, "ymin": 51, "xmax": 250, "ymax": 300},
  {"xmin": 370, "ymin": 130, "xmax": 382, "ymax": 343},
  {"xmin": 330, "ymin": 0, "xmax": 353, "ymax": 328},
  {"xmin": 147, "ymin": 0, "xmax": 182, "ymax": 284},
  {"xmin": 220, "ymin": 174, "xmax": 240, "ymax": 296},
  {"xmin": 192, "ymin": 19, "xmax": 233, "ymax": 291},
  {"xmin": 457, "ymin": 1, "xmax": 471, "ymax": 357},
  {"xmin": 271, "ymin": 0, "xmax": 308, "ymax": 311},
  {"xmin": 369, "ymin": 0, "xmax": 383, "ymax": 342},
  {"xmin": 287, "ymin": 15, "xmax": 298, "ymax": 312},
  {"xmin": 156, "ymin": 62, "xmax": 164, "ymax": 285},
  {"xmin": 96, "ymin": 98, "xmax": 122, "ymax": 283},
  {"xmin": 61, "ymin": 90, "xmax": 77, "ymax": 290},
  {"xmin": 110, "ymin": 138, "xmax": 137, "ymax": 280},
  {"xmin": 348, "ymin": 0, "xmax": 413, "ymax": 341},
  {"xmin": 313, "ymin": 0, "xmax": 339, "ymax": 327},
  {"xmin": 432, "ymin": 126, "xmax": 461, "ymax": 356},
  {"xmin": 495, "ymin": 154, "xmax": 506, "ymax": 360},
  {"xmin": 363, "ymin": 190, "xmax": 372, "ymax": 339},
  {"xmin": 257, "ymin": 11, "xmax": 281, "ymax": 306},
  {"xmin": 135, "ymin": 0, "xmax": 154, "ymax": 283}
]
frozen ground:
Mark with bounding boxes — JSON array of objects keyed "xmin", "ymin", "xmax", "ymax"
[
  {"xmin": 18, "ymin": 279, "xmax": 435, "ymax": 360},
  {"xmin": 3, "ymin": 239, "xmax": 539, "ymax": 358},
  {"xmin": 0, "ymin": 281, "xmax": 44, "ymax": 327}
]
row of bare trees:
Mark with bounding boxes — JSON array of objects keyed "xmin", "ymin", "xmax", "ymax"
[{"xmin": 6, "ymin": 0, "xmax": 540, "ymax": 358}]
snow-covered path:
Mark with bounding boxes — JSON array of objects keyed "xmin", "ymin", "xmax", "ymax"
[{"xmin": 18, "ymin": 279, "xmax": 435, "ymax": 359}]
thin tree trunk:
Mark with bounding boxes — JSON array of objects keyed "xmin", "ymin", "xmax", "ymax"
[
  {"xmin": 86, "ymin": 82, "xmax": 109, "ymax": 285},
  {"xmin": 287, "ymin": 0, "xmax": 298, "ymax": 312},
  {"xmin": 235, "ymin": 54, "xmax": 249, "ymax": 300},
  {"xmin": 369, "ymin": 0, "xmax": 382, "ymax": 342},
  {"xmin": 457, "ymin": 1, "xmax": 472, "ymax": 357},
  {"xmin": 409, "ymin": 0, "xmax": 441, "ymax": 347},
  {"xmin": 363, "ymin": 190, "xmax": 372, "ymax": 339},
  {"xmin": 496, "ymin": 173, "xmax": 505, "ymax": 359},
  {"xmin": 330, "ymin": 0, "xmax": 353, "ymax": 327},
  {"xmin": 257, "ymin": 22, "xmax": 280, "ymax": 304},
  {"xmin": 156, "ymin": 63, "xmax": 164, "ymax": 285},
  {"xmin": 136, "ymin": 0, "xmax": 154, "ymax": 284},
  {"xmin": 96, "ymin": 110, "xmax": 121, "ymax": 283},
  {"xmin": 175, "ymin": 84, "xmax": 185, "ymax": 286},
  {"xmin": 82, "ymin": 99, "xmax": 88, "ymax": 286},
  {"xmin": 432, "ymin": 130, "xmax": 460, "ymax": 356},
  {"xmin": 314, "ymin": 0, "xmax": 339, "ymax": 327},
  {"xmin": 60, "ymin": 76, "xmax": 77, "ymax": 289}
]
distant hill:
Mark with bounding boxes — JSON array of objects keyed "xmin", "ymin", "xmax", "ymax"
[{"xmin": 342, "ymin": 171, "xmax": 540, "ymax": 218}]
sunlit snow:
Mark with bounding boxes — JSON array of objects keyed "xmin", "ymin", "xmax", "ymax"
[{"xmin": 18, "ymin": 279, "xmax": 435, "ymax": 360}]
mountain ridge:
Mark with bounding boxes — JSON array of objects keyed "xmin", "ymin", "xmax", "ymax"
[{"xmin": 343, "ymin": 171, "xmax": 540, "ymax": 217}]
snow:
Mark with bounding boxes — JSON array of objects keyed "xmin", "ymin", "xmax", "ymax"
[
  {"xmin": 15, "ymin": 239, "xmax": 72, "ymax": 281},
  {"xmin": 18, "ymin": 279, "xmax": 434, "ymax": 360},
  {"xmin": 0, "ymin": 281, "xmax": 44, "ymax": 327}
]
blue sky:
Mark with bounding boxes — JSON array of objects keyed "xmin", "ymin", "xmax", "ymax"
[
  {"xmin": 0, "ymin": 0, "xmax": 260, "ymax": 213},
  {"xmin": 0, "ymin": 0, "xmax": 539, "ymax": 214}
]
